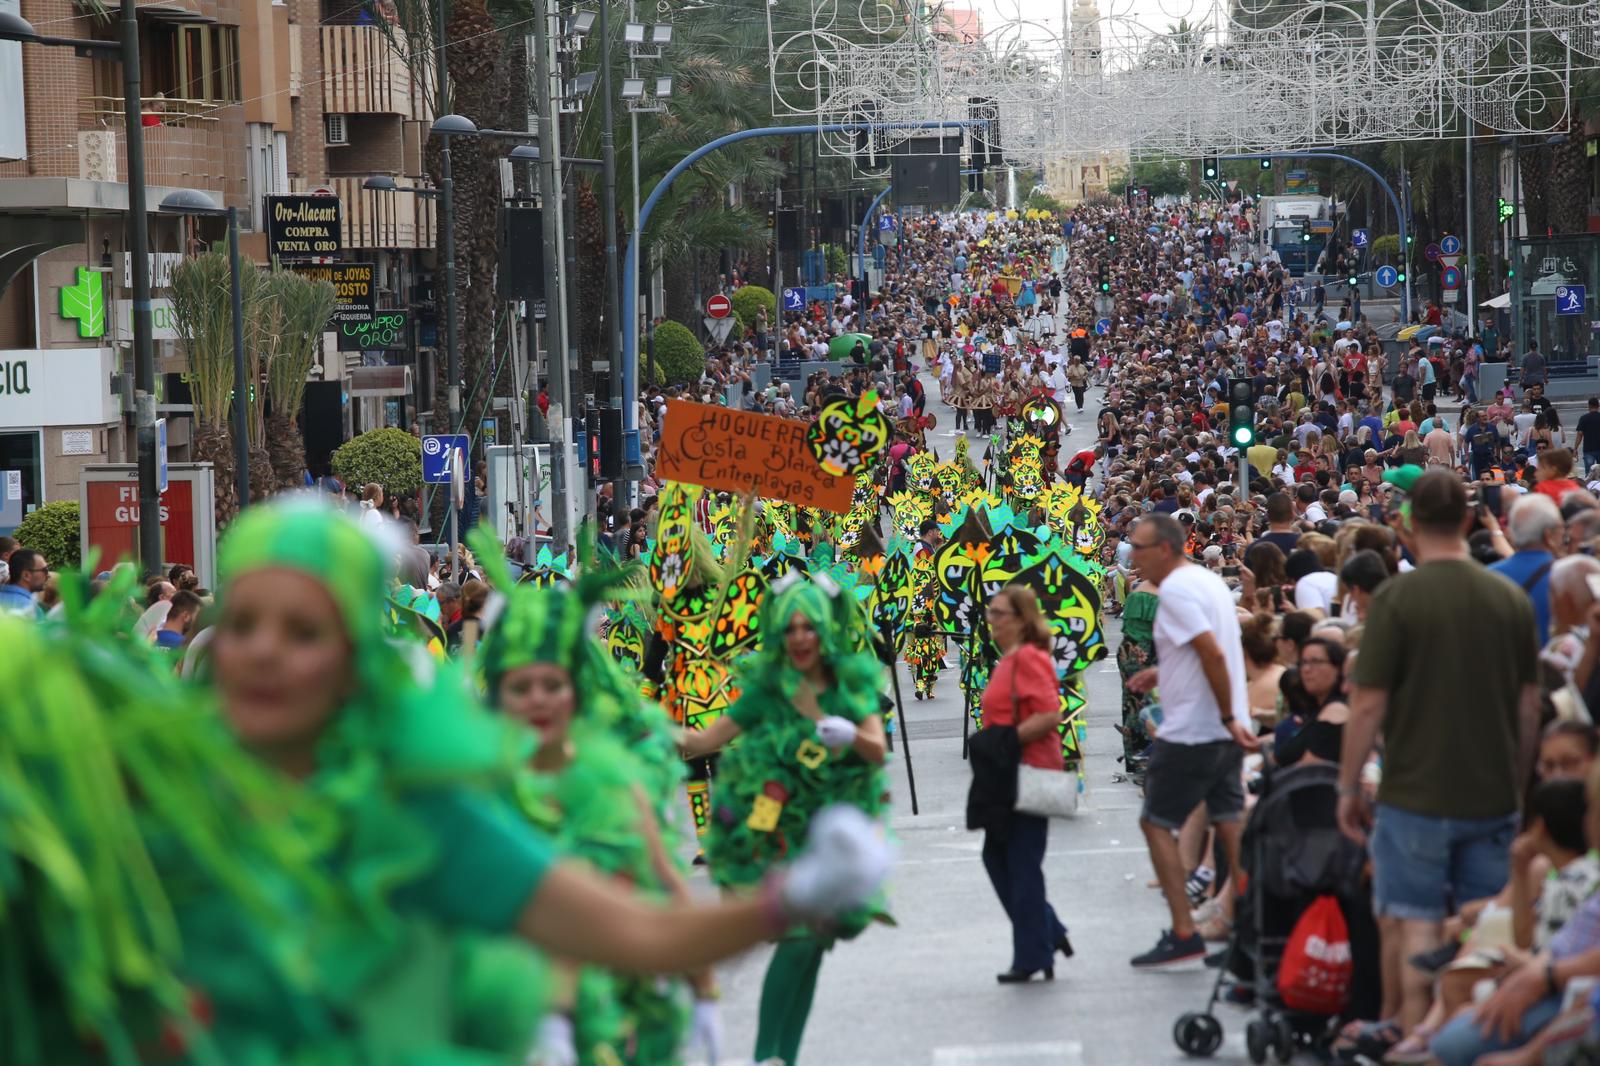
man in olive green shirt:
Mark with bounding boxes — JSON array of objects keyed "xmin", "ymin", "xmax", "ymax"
[{"xmin": 1339, "ymin": 470, "xmax": 1540, "ymax": 1035}]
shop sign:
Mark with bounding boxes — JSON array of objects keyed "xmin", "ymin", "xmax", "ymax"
[
  {"xmin": 335, "ymin": 308, "xmax": 409, "ymax": 351},
  {"xmin": 59, "ymin": 267, "xmax": 105, "ymax": 338},
  {"xmin": 265, "ymin": 194, "xmax": 343, "ymax": 258},
  {"xmin": 0, "ymin": 348, "xmax": 118, "ymax": 429},
  {"xmin": 290, "ymin": 262, "xmax": 375, "ymax": 326},
  {"xmin": 112, "ymin": 298, "xmax": 179, "ymax": 342}
]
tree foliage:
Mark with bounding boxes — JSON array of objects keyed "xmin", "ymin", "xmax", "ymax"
[
  {"xmin": 331, "ymin": 428, "xmax": 424, "ymax": 497},
  {"xmin": 652, "ymin": 321, "xmax": 706, "ymax": 385},
  {"xmin": 16, "ymin": 501, "xmax": 81, "ymax": 569},
  {"xmin": 730, "ymin": 285, "xmax": 775, "ymax": 330}
]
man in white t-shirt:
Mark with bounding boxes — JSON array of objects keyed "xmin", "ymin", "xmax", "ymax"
[{"xmin": 1125, "ymin": 513, "xmax": 1257, "ymax": 969}]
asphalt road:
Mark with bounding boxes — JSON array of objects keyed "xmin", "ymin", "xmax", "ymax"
[{"xmin": 691, "ymin": 377, "xmax": 1259, "ymax": 1066}]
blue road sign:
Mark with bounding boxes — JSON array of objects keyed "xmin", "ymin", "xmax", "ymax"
[
  {"xmin": 1374, "ymin": 265, "xmax": 1399, "ymax": 288},
  {"xmin": 422, "ymin": 433, "xmax": 469, "ymax": 484},
  {"xmin": 1558, "ymin": 285, "xmax": 1587, "ymax": 316},
  {"xmin": 781, "ymin": 287, "xmax": 805, "ymax": 312},
  {"xmin": 1352, "ymin": 228, "xmax": 1370, "ymax": 248},
  {"xmin": 1095, "ymin": 317, "xmax": 1112, "ymax": 335},
  {"xmin": 877, "ymin": 214, "xmax": 896, "ymax": 232},
  {"xmin": 1440, "ymin": 234, "xmax": 1462, "ymax": 255}
]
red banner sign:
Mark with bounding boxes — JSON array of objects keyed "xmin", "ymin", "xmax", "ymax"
[{"xmin": 84, "ymin": 480, "xmax": 196, "ymax": 570}]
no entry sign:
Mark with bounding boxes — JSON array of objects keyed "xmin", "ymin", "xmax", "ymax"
[{"xmin": 706, "ymin": 294, "xmax": 732, "ymax": 319}]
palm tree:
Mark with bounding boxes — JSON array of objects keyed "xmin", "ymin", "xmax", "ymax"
[{"xmin": 260, "ymin": 269, "xmax": 338, "ymax": 489}]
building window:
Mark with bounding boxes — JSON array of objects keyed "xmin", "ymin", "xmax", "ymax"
[{"xmin": 146, "ymin": 24, "xmax": 241, "ymax": 103}]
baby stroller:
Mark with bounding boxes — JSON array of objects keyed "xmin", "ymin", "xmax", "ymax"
[{"xmin": 1173, "ymin": 762, "xmax": 1374, "ymax": 1062}]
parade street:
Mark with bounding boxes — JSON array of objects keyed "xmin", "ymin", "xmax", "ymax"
[{"xmin": 703, "ymin": 384, "xmax": 1223, "ymax": 1066}]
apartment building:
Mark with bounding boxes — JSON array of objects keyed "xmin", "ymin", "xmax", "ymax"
[{"xmin": 0, "ymin": 0, "xmax": 434, "ymax": 534}]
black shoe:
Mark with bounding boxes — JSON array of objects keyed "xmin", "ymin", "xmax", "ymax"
[
  {"xmin": 692, "ymin": 853, "xmax": 707, "ymax": 866},
  {"xmin": 1056, "ymin": 934, "xmax": 1075, "ymax": 959},
  {"xmin": 996, "ymin": 967, "xmax": 1053, "ymax": 983},
  {"xmin": 1130, "ymin": 929, "xmax": 1207, "ymax": 969},
  {"xmin": 1408, "ymin": 940, "xmax": 1461, "ymax": 976}
]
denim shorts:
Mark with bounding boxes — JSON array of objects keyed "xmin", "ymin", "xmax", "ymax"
[{"xmin": 1370, "ymin": 803, "xmax": 1519, "ymax": 921}]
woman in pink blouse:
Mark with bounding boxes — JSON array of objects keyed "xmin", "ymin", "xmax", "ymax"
[{"xmin": 980, "ymin": 584, "xmax": 1074, "ymax": 983}]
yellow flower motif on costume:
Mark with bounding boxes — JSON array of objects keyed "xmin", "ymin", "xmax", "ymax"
[{"xmin": 1005, "ymin": 209, "xmax": 1018, "ymax": 220}]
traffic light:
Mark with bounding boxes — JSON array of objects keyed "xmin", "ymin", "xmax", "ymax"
[
  {"xmin": 1097, "ymin": 263, "xmax": 1110, "ymax": 293},
  {"xmin": 766, "ymin": 210, "xmax": 775, "ymax": 229},
  {"xmin": 1497, "ymin": 197, "xmax": 1515, "ymax": 223},
  {"xmin": 1259, "ymin": 158, "xmax": 1272, "ymax": 170},
  {"xmin": 1229, "ymin": 380, "xmax": 1254, "ymax": 448},
  {"xmin": 1301, "ymin": 230, "xmax": 1312, "ymax": 243},
  {"xmin": 1396, "ymin": 270, "xmax": 1407, "ymax": 283},
  {"xmin": 1107, "ymin": 231, "xmax": 1117, "ymax": 244},
  {"xmin": 1202, "ymin": 156, "xmax": 1220, "ymax": 181},
  {"xmin": 1348, "ymin": 271, "xmax": 1359, "ymax": 286},
  {"xmin": 1405, "ymin": 234, "xmax": 1414, "ymax": 245},
  {"xmin": 1507, "ymin": 263, "xmax": 1516, "ymax": 278}
]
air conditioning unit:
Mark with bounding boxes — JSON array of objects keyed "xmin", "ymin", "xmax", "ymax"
[
  {"xmin": 79, "ymin": 130, "xmax": 118, "ymax": 182},
  {"xmin": 324, "ymin": 113, "xmax": 349, "ymax": 146}
]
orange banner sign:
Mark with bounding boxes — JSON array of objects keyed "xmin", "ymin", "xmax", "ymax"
[{"xmin": 657, "ymin": 400, "xmax": 853, "ymax": 512}]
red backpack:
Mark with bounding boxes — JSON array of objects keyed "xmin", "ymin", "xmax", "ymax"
[{"xmin": 1277, "ymin": 896, "xmax": 1353, "ymax": 1014}]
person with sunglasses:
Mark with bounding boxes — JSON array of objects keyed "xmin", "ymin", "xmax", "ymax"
[{"xmin": 1274, "ymin": 636, "xmax": 1350, "ymax": 768}]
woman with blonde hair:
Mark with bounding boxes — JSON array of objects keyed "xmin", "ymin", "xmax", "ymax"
[{"xmin": 971, "ymin": 584, "xmax": 1073, "ymax": 983}]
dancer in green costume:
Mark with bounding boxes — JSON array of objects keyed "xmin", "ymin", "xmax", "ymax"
[
  {"xmin": 468, "ymin": 527, "xmax": 720, "ymax": 1066},
  {"xmin": 682, "ymin": 576, "xmax": 891, "ymax": 1066},
  {"xmin": 205, "ymin": 499, "xmax": 891, "ymax": 1064},
  {"xmin": 0, "ymin": 568, "xmax": 325, "ymax": 1066}
]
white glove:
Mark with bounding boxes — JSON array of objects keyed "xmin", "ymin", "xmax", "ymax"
[
  {"xmin": 779, "ymin": 805, "xmax": 892, "ymax": 920},
  {"xmin": 687, "ymin": 999, "xmax": 724, "ymax": 1065},
  {"xmin": 814, "ymin": 715, "xmax": 858, "ymax": 750},
  {"xmin": 529, "ymin": 1014, "xmax": 576, "ymax": 1066}
]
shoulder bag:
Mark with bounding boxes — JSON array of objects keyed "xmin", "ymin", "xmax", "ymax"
[{"xmin": 1010, "ymin": 652, "xmax": 1080, "ymax": 819}]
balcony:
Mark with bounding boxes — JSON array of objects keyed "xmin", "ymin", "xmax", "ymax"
[
  {"xmin": 321, "ymin": 24, "xmax": 420, "ymax": 117},
  {"xmin": 329, "ymin": 175, "xmax": 436, "ymax": 251}
]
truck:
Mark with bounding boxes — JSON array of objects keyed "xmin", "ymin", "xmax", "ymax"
[{"xmin": 1254, "ymin": 195, "xmax": 1336, "ymax": 277}]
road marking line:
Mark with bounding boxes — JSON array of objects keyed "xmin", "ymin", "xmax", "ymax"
[{"xmin": 932, "ymin": 1040, "xmax": 1084, "ymax": 1063}]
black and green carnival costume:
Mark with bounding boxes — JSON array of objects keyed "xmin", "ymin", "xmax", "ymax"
[
  {"xmin": 468, "ymin": 526, "xmax": 691, "ymax": 1066},
  {"xmin": 201, "ymin": 499, "xmax": 553, "ymax": 1066},
  {"xmin": 704, "ymin": 576, "xmax": 891, "ymax": 1066}
]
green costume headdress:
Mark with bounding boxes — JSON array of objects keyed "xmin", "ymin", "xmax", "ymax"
[
  {"xmin": 468, "ymin": 525, "xmax": 682, "ymax": 803},
  {"xmin": 740, "ymin": 574, "xmax": 883, "ymax": 723}
]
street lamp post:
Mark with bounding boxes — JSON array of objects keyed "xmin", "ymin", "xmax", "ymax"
[
  {"xmin": 0, "ymin": 4, "xmax": 161, "ymax": 575},
  {"xmin": 428, "ymin": 114, "xmax": 475, "ymax": 570}
]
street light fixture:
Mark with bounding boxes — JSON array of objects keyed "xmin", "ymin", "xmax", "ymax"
[
  {"xmin": 508, "ymin": 144, "xmax": 541, "ymax": 163},
  {"xmin": 624, "ymin": 21, "xmax": 646, "ymax": 43},
  {"xmin": 655, "ymin": 76, "xmax": 674, "ymax": 99},
  {"xmin": 565, "ymin": 10, "xmax": 596, "ymax": 35},
  {"xmin": 621, "ymin": 77, "xmax": 645, "ymax": 99},
  {"xmin": 650, "ymin": 24, "xmax": 672, "ymax": 44}
]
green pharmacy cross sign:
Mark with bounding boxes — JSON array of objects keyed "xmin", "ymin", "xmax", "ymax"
[{"xmin": 60, "ymin": 267, "xmax": 106, "ymax": 338}]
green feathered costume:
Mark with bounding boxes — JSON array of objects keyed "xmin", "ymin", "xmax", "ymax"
[
  {"xmin": 468, "ymin": 526, "xmax": 690, "ymax": 1066},
  {"xmin": 0, "ymin": 567, "xmax": 327, "ymax": 1066},
  {"xmin": 201, "ymin": 499, "xmax": 552, "ymax": 1066},
  {"xmin": 703, "ymin": 575, "xmax": 891, "ymax": 1066}
]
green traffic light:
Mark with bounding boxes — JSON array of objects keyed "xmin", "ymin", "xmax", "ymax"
[
  {"xmin": 1348, "ymin": 275, "xmax": 1358, "ymax": 286},
  {"xmin": 1508, "ymin": 266, "xmax": 1516, "ymax": 277},
  {"xmin": 1397, "ymin": 271, "xmax": 1407, "ymax": 282},
  {"xmin": 1108, "ymin": 233, "xmax": 1117, "ymax": 243},
  {"xmin": 1405, "ymin": 235, "xmax": 1414, "ymax": 244},
  {"xmin": 1259, "ymin": 159, "xmax": 1272, "ymax": 170},
  {"xmin": 1100, "ymin": 282, "xmax": 1110, "ymax": 292},
  {"xmin": 1232, "ymin": 425, "xmax": 1253, "ymax": 446}
]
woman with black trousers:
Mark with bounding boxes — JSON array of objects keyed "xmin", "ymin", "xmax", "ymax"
[{"xmin": 977, "ymin": 584, "xmax": 1075, "ymax": 983}]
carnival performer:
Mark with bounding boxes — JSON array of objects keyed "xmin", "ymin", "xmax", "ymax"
[
  {"xmin": 200, "ymin": 498, "xmax": 891, "ymax": 1065},
  {"xmin": 903, "ymin": 531, "xmax": 944, "ymax": 700},
  {"xmin": 1116, "ymin": 578, "xmax": 1160, "ymax": 779},
  {"xmin": 468, "ymin": 528, "xmax": 721, "ymax": 1066},
  {"xmin": 682, "ymin": 576, "xmax": 891, "ymax": 1066},
  {"xmin": 641, "ymin": 486, "xmax": 734, "ymax": 846},
  {"xmin": 0, "ymin": 573, "xmax": 327, "ymax": 1066}
]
